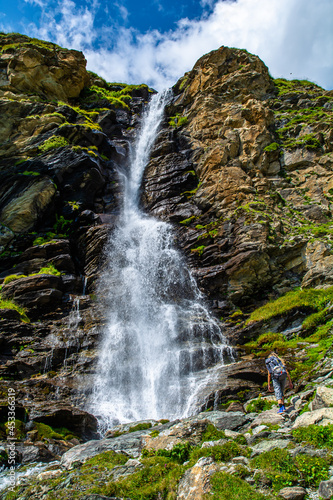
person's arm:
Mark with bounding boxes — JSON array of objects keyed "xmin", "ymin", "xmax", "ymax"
[
  {"xmin": 286, "ymin": 369, "xmax": 293, "ymax": 389},
  {"xmin": 267, "ymin": 370, "xmax": 273, "ymax": 392}
]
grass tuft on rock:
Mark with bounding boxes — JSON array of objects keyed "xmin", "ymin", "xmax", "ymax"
[
  {"xmin": 246, "ymin": 286, "xmax": 333, "ymax": 325},
  {"xmin": 207, "ymin": 471, "xmax": 270, "ymax": 500},
  {"xmin": 39, "ymin": 136, "xmax": 70, "ymax": 152},
  {"xmin": 0, "ymin": 295, "xmax": 29, "ymax": 322}
]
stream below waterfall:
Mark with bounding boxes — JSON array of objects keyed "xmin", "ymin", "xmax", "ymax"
[{"xmin": 89, "ymin": 91, "xmax": 232, "ymax": 431}]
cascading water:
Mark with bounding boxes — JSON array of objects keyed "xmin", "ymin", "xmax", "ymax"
[{"xmin": 90, "ymin": 91, "xmax": 232, "ymax": 431}]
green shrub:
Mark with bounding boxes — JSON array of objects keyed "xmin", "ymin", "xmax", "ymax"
[
  {"xmin": 191, "ymin": 245, "xmax": 206, "ymax": 256},
  {"xmin": 246, "ymin": 395, "xmax": 275, "ymax": 413},
  {"xmin": 169, "ymin": 114, "xmax": 188, "ymax": 128},
  {"xmin": 33, "ymin": 232, "xmax": 57, "ymax": 246},
  {"xmin": 295, "ymin": 454, "xmax": 330, "ymax": 486},
  {"xmin": 53, "ymin": 214, "xmax": 73, "ymax": 234},
  {"xmin": 293, "ymin": 424, "xmax": 333, "ymax": 449},
  {"xmin": 264, "ymin": 142, "xmax": 280, "ymax": 152},
  {"xmin": 157, "ymin": 442, "xmax": 192, "ymax": 464},
  {"xmin": 150, "ymin": 429, "xmax": 160, "ymax": 438}
]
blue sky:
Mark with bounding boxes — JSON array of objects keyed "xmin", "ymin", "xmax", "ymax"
[{"xmin": 1, "ymin": 0, "xmax": 332, "ymax": 90}]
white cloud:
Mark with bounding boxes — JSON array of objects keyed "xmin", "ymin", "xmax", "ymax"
[
  {"xmin": 24, "ymin": 0, "xmax": 48, "ymax": 8},
  {"xmin": 24, "ymin": 0, "xmax": 333, "ymax": 90}
]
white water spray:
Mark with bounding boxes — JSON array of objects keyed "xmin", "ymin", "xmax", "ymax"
[{"xmin": 90, "ymin": 91, "xmax": 231, "ymax": 431}]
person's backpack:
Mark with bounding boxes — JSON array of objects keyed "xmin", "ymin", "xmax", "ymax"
[{"xmin": 265, "ymin": 355, "xmax": 287, "ymax": 380}]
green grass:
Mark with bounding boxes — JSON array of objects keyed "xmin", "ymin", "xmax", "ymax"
[
  {"xmin": 81, "ymin": 85, "xmax": 131, "ymax": 109},
  {"xmin": 246, "ymin": 287, "xmax": 333, "ymax": 325},
  {"xmin": 251, "ymin": 448, "xmax": 298, "ymax": 490},
  {"xmin": 35, "ymin": 422, "xmax": 77, "ymax": 441},
  {"xmin": 21, "ymin": 171, "xmax": 40, "ymax": 176},
  {"xmin": 0, "ymin": 295, "xmax": 29, "ymax": 322},
  {"xmin": 293, "ymin": 424, "xmax": 333, "ymax": 449},
  {"xmin": 36, "ymin": 263, "xmax": 61, "ymax": 276},
  {"xmin": 246, "ymin": 395, "xmax": 275, "ymax": 413},
  {"xmin": 206, "ymin": 472, "xmax": 270, "ymax": 500},
  {"xmin": 264, "ymin": 142, "xmax": 280, "ymax": 152},
  {"xmin": 4, "ymin": 264, "xmax": 61, "ymax": 285},
  {"xmin": 95, "ymin": 456, "xmax": 184, "ymax": 500},
  {"xmin": 169, "ymin": 114, "xmax": 188, "ymax": 128},
  {"xmin": 39, "ymin": 136, "xmax": 69, "ymax": 153},
  {"xmin": 33, "ymin": 232, "xmax": 57, "ymax": 246},
  {"xmin": 201, "ymin": 424, "xmax": 226, "ymax": 443},
  {"xmin": 190, "ymin": 245, "xmax": 206, "ymax": 256},
  {"xmin": 274, "ymin": 78, "xmax": 322, "ymax": 95},
  {"xmin": 128, "ymin": 422, "xmax": 152, "ymax": 433},
  {"xmin": 189, "ymin": 441, "xmax": 250, "ymax": 466}
]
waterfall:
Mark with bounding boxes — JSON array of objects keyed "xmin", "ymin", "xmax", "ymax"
[{"xmin": 90, "ymin": 91, "xmax": 232, "ymax": 431}]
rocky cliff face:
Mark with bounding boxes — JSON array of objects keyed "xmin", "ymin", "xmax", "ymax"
[
  {"xmin": 0, "ymin": 33, "xmax": 333, "ymax": 483},
  {"xmin": 142, "ymin": 46, "xmax": 333, "ymax": 315}
]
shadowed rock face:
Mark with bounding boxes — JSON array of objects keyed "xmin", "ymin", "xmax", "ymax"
[{"xmin": 0, "ymin": 35, "xmax": 332, "ymax": 466}]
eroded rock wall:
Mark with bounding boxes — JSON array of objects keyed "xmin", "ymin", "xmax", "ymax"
[{"xmin": 142, "ymin": 46, "xmax": 333, "ymax": 322}]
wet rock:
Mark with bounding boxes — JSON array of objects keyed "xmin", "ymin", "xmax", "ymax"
[
  {"xmin": 18, "ymin": 443, "xmax": 56, "ymax": 464},
  {"xmin": 288, "ymin": 445, "xmax": 328, "ymax": 458},
  {"xmin": 225, "ymin": 402, "xmax": 245, "ymax": 413},
  {"xmin": 0, "ymin": 308, "xmax": 22, "ymax": 321},
  {"xmin": 278, "ymin": 487, "xmax": 307, "ymax": 500},
  {"xmin": 0, "ymin": 224, "xmax": 14, "ymax": 251},
  {"xmin": 111, "ymin": 458, "xmax": 143, "ymax": 480}
]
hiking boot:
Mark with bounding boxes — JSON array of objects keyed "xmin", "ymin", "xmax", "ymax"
[{"xmin": 277, "ymin": 405, "xmax": 285, "ymax": 413}]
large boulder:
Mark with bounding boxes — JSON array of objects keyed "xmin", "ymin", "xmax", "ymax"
[
  {"xmin": 312, "ymin": 386, "xmax": 333, "ymax": 410},
  {"xmin": 292, "ymin": 408, "xmax": 333, "ymax": 429},
  {"xmin": 177, "ymin": 457, "xmax": 218, "ymax": 500}
]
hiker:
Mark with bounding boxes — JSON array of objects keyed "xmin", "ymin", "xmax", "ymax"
[{"xmin": 265, "ymin": 351, "xmax": 293, "ymax": 413}]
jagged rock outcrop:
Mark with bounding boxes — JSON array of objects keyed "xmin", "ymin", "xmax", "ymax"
[
  {"xmin": 0, "ymin": 33, "xmax": 88, "ymax": 101},
  {"xmin": 142, "ymin": 46, "xmax": 333, "ymax": 312}
]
